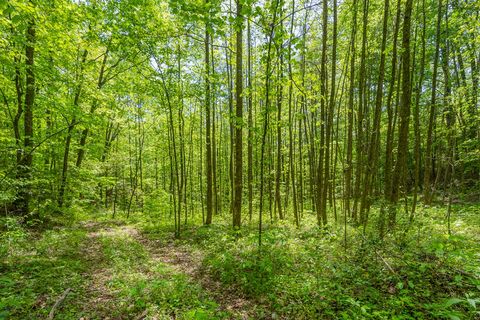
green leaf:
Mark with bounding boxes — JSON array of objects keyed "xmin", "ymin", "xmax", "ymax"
[
  {"xmin": 467, "ymin": 298, "xmax": 478, "ymax": 310},
  {"xmin": 445, "ymin": 298, "xmax": 463, "ymax": 307}
]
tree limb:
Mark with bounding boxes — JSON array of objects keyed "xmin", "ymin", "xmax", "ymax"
[{"xmin": 48, "ymin": 288, "xmax": 71, "ymax": 320}]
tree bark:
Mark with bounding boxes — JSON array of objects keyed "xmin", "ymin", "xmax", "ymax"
[
  {"xmin": 233, "ymin": 0, "xmax": 243, "ymax": 229},
  {"xmin": 424, "ymin": 0, "xmax": 442, "ymax": 205}
]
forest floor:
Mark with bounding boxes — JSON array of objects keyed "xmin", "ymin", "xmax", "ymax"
[
  {"xmin": 1, "ymin": 203, "xmax": 480, "ymax": 319},
  {"xmin": 0, "ymin": 219, "xmax": 261, "ymax": 319},
  {"xmin": 79, "ymin": 220, "xmax": 256, "ymax": 319}
]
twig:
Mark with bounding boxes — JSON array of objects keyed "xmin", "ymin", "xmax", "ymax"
[
  {"xmin": 134, "ymin": 310, "xmax": 148, "ymax": 320},
  {"xmin": 48, "ymin": 288, "xmax": 71, "ymax": 320},
  {"xmin": 375, "ymin": 250, "xmax": 397, "ymax": 275},
  {"xmin": 360, "ymin": 233, "xmax": 397, "ymax": 275}
]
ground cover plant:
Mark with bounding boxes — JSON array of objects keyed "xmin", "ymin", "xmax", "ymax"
[{"xmin": 1, "ymin": 0, "xmax": 479, "ymax": 318}]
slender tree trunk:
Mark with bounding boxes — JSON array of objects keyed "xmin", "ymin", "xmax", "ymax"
[
  {"xmin": 287, "ymin": 0, "xmax": 299, "ymax": 227},
  {"xmin": 384, "ymin": 0, "xmax": 402, "ymax": 200},
  {"xmin": 75, "ymin": 48, "xmax": 109, "ymax": 168},
  {"xmin": 259, "ymin": 0, "xmax": 280, "ymax": 247},
  {"xmin": 424, "ymin": 0, "xmax": 443, "ymax": 205},
  {"xmin": 322, "ymin": 0, "xmax": 337, "ymax": 226},
  {"xmin": 14, "ymin": 17, "xmax": 36, "ymax": 216},
  {"xmin": 205, "ymin": 2, "xmax": 213, "ymax": 225},
  {"xmin": 345, "ymin": 0, "xmax": 358, "ymax": 220},
  {"xmin": 233, "ymin": 0, "xmax": 243, "ymax": 229},
  {"xmin": 211, "ymin": 34, "xmax": 219, "ymax": 217},
  {"xmin": 58, "ymin": 49, "xmax": 88, "ymax": 207},
  {"xmin": 316, "ymin": 0, "xmax": 329, "ymax": 226},
  {"xmin": 390, "ymin": 0, "xmax": 414, "ymax": 213},
  {"xmin": 412, "ymin": 0, "xmax": 426, "ymax": 214},
  {"xmin": 275, "ymin": 48, "xmax": 283, "ymax": 221},
  {"xmin": 353, "ymin": 0, "xmax": 368, "ymax": 220},
  {"xmin": 160, "ymin": 71, "xmax": 181, "ymax": 237},
  {"xmin": 359, "ymin": 0, "xmax": 389, "ymax": 224},
  {"xmin": 247, "ymin": 18, "xmax": 254, "ymax": 223}
]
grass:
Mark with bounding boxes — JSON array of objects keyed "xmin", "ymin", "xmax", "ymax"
[
  {"xmin": 0, "ymin": 203, "xmax": 479, "ymax": 319},
  {"xmin": 0, "ymin": 219, "xmax": 228, "ymax": 319},
  {"xmin": 0, "ymin": 224, "xmax": 89, "ymax": 319},
  {"xmin": 142, "ymin": 204, "xmax": 480, "ymax": 319}
]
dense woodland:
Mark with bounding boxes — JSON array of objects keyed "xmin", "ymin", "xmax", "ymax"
[{"xmin": 1, "ymin": 0, "xmax": 479, "ymax": 319}]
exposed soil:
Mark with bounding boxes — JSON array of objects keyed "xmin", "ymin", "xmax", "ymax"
[{"xmin": 78, "ymin": 221, "xmax": 257, "ymax": 319}]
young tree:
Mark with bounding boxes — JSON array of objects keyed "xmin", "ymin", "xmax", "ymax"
[{"xmin": 232, "ymin": 0, "xmax": 243, "ymax": 229}]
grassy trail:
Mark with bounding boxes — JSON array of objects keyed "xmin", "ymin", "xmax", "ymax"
[
  {"xmin": 79, "ymin": 221, "xmax": 255, "ymax": 319},
  {"xmin": 2, "ymin": 205, "xmax": 479, "ymax": 319},
  {"xmin": 1, "ymin": 220, "xmax": 257, "ymax": 319}
]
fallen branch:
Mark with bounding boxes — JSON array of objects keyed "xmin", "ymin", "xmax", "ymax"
[
  {"xmin": 360, "ymin": 233, "xmax": 397, "ymax": 276},
  {"xmin": 375, "ymin": 250, "xmax": 397, "ymax": 275},
  {"xmin": 135, "ymin": 310, "xmax": 148, "ymax": 320},
  {"xmin": 48, "ymin": 288, "xmax": 71, "ymax": 320}
]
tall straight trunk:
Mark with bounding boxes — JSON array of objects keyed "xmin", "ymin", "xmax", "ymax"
[
  {"xmin": 160, "ymin": 72, "xmax": 181, "ymax": 237},
  {"xmin": 13, "ymin": 56, "xmax": 23, "ymax": 167},
  {"xmin": 297, "ymin": 9, "xmax": 308, "ymax": 218},
  {"xmin": 384, "ymin": 0, "xmax": 402, "ymax": 200},
  {"xmin": 287, "ymin": 0, "xmax": 299, "ymax": 227},
  {"xmin": 126, "ymin": 123, "xmax": 139, "ymax": 218},
  {"xmin": 316, "ymin": 0, "xmax": 329, "ymax": 226},
  {"xmin": 166, "ymin": 124, "xmax": 178, "ymax": 236},
  {"xmin": 247, "ymin": 19, "xmax": 254, "ymax": 222},
  {"xmin": 199, "ymin": 104, "xmax": 205, "ymax": 223},
  {"xmin": 298, "ymin": 103, "xmax": 304, "ymax": 216},
  {"xmin": 442, "ymin": 3, "xmax": 455, "ymax": 232},
  {"xmin": 390, "ymin": 0, "xmax": 414, "ymax": 208},
  {"xmin": 233, "ymin": 0, "xmax": 243, "ymax": 229},
  {"xmin": 205, "ymin": 2, "xmax": 213, "ymax": 225},
  {"xmin": 275, "ymin": 50, "xmax": 283, "ymax": 220},
  {"xmin": 412, "ymin": 0, "xmax": 426, "ymax": 214},
  {"xmin": 464, "ymin": 41, "xmax": 478, "ymax": 180},
  {"xmin": 225, "ymin": 39, "xmax": 234, "ymax": 216},
  {"xmin": 424, "ymin": 0, "xmax": 442, "ymax": 204},
  {"xmin": 177, "ymin": 46, "xmax": 187, "ymax": 224},
  {"xmin": 23, "ymin": 18, "xmax": 35, "ymax": 175},
  {"xmin": 322, "ymin": 0, "xmax": 337, "ymax": 226},
  {"xmin": 58, "ymin": 49, "xmax": 88, "ymax": 207},
  {"xmin": 353, "ymin": 0, "xmax": 368, "ymax": 219},
  {"xmin": 442, "ymin": 0, "xmax": 454, "ymax": 193},
  {"xmin": 345, "ymin": 0, "xmax": 358, "ymax": 219},
  {"xmin": 359, "ymin": 0, "xmax": 389, "ymax": 223},
  {"xmin": 259, "ymin": 0, "xmax": 280, "ymax": 246},
  {"xmin": 268, "ymin": 134, "xmax": 274, "ymax": 222},
  {"xmin": 58, "ymin": 122, "xmax": 75, "ymax": 208},
  {"xmin": 309, "ymin": 104, "xmax": 317, "ymax": 211},
  {"xmin": 75, "ymin": 48, "xmax": 109, "ymax": 168},
  {"xmin": 211, "ymin": 35, "xmax": 219, "ymax": 217},
  {"xmin": 466, "ymin": 42, "xmax": 478, "ymax": 141},
  {"xmin": 15, "ymin": 17, "xmax": 36, "ymax": 216}
]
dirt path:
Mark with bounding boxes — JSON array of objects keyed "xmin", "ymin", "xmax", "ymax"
[
  {"xmin": 78, "ymin": 221, "xmax": 257, "ymax": 319},
  {"xmin": 132, "ymin": 230, "xmax": 256, "ymax": 319},
  {"xmin": 78, "ymin": 221, "xmax": 129, "ymax": 318}
]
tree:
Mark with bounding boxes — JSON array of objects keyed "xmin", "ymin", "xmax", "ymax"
[
  {"xmin": 232, "ymin": 0, "xmax": 243, "ymax": 229},
  {"xmin": 205, "ymin": 0, "xmax": 213, "ymax": 225}
]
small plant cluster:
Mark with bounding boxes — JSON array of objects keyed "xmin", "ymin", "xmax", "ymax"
[
  {"xmin": 144, "ymin": 205, "xmax": 479, "ymax": 319},
  {"xmin": 1, "ymin": 204, "xmax": 478, "ymax": 319}
]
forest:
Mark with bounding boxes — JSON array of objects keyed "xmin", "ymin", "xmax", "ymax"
[{"xmin": 1, "ymin": 0, "xmax": 479, "ymax": 318}]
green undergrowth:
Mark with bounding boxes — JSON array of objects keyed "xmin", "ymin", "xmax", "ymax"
[
  {"xmin": 141, "ymin": 204, "xmax": 480, "ymax": 319},
  {"xmin": 0, "ymin": 219, "xmax": 89, "ymax": 319},
  {"xmin": 96, "ymin": 230, "xmax": 228, "ymax": 319},
  {"xmin": 0, "ymin": 217, "xmax": 229, "ymax": 319},
  {"xmin": 1, "ymin": 203, "xmax": 478, "ymax": 319}
]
